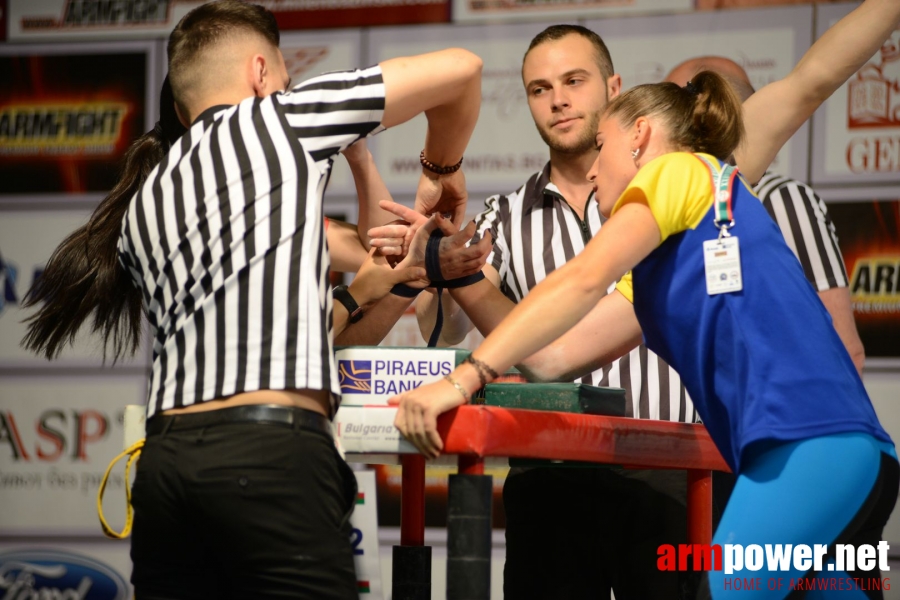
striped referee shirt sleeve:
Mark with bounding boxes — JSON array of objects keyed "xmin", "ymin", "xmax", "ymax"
[
  {"xmin": 276, "ymin": 66, "xmax": 387, "ymax": 167},
  {"xmin": 473, "ymin": 192, "xmax": 511, "ymax": 280},
  {"xmin": 754, "ymin": 174, "xmax": 849, "ymax": 291}
]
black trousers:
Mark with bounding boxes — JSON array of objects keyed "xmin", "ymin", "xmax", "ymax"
[
  {"xmin": 503, "ymin": 466, "xmax": 694, "ymax": 600},
  {"xmin": 130, "ymin": 414, "xmax": 359, "ymax": 600}
]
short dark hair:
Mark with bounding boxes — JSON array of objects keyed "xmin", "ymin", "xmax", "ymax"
[
  {"xmin": 525, "ymin": 25, "xmax": 615, "ymax": 81},
  {"xmin": 168, "ymin": 0, "xmax": 280, "ymax": 102}
]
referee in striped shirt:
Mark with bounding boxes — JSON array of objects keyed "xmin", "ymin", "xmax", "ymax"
[
  {"xmin": 23, "ymin": 1, "xmax": 482, "ymax": 597},
  {"xmin": 665, "ymin": 56, "xmax": 865, "ymax": 376},
  {"xmin": 413, "ymin": 26, "xmax": 697, "ymax": 599}
]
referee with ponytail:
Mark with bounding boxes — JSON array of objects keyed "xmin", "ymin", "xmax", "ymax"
[{"xmin": 22, "ymin": 1, "xmax": 483, "ymax": 597}]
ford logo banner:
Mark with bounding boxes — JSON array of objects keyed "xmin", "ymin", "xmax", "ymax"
[{"xmin": 0, "ymin": 550, "xmax": 129, "ymax": 600}]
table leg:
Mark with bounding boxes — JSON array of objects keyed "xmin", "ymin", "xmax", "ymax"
[{"xmin": 687, "ymin": 469, "xmax": 713, "ymax": 545}]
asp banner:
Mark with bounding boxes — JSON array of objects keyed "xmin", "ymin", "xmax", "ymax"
[
  {"xmin": 0, "ymin": 375, "xmax": 146, "ymax": 536},
  {"xmin": 0, "ymin": 42, "xmax": 156, "ymax": 196}
]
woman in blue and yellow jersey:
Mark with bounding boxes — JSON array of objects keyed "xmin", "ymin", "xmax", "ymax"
[{"xmin": 394, "ymin": 69, "xmax": 898, "ymax": 599}]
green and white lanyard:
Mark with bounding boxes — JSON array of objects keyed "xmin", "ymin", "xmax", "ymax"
[{"xmin": 696, "ymin": 155, "xmax": 743, "ymax": 295}]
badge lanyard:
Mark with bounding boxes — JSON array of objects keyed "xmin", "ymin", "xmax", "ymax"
[{"xmin": 696, "ymin": 156, "xmax": 743, "ymax": 295}]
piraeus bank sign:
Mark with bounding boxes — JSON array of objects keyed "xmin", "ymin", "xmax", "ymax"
[{"xmin": 336, "ymin": 348, "xmax": 458, "ymax": 405}]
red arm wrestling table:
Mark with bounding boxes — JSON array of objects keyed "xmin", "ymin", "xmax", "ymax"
[{"xmin": 383, "ymin": 404, "xmax": 729, "ymax": 598}]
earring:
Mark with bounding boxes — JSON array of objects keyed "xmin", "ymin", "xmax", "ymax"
[{"xmin": 631, "ymin": 148, "xmax": 640, "ymax": 159}]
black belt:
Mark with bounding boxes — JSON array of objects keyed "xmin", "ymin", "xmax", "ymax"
[{"xmin": 145, "ymin": 404, "xmax": 332, "ymax": 438}]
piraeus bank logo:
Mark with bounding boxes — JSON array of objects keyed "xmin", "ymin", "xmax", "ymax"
[
  {"xmin": 340, "ymin": 360, "xmax": 372, "ymax": 394},
  {"xmin": 338, "ymin": 358, "xmax": 453, "ymax": 396},
  {"xmin": 0, "ymin": 550, "xmax": 129, "ymax": 599}
]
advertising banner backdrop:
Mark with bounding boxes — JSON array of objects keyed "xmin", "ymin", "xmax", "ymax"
[
  {"xmin": 819, "ymin": 193, "xmax": 900, "ymax": 360},
  {"xmin": 367, "ymin": 22, "xmax": 552, "ymax": 194},
  {"xmin": 0, "ymin": 375, "xmax": 146, "ymax": 536},
  {"xmin": 7, "ymin": 0, "xmax": 204, "ymax": 41},
  {"xmin": 0, "ymin": 42, "xmax": 156, "ymax": 196},
  {"xmin": 585, "ymin": 5, "xmax": 813, "ymax": 182},
  {"xmin": 452, "ymin": 0, "xmax": 690, "ymax": 23},
  {"xmin": 812, "ymin": 3, "xmax": 900, "ymax": 185},
  {"xmin": 0, "ymin": 210, "xmax": 148, "ymax": 367},
  {"xmin": 259, "ymin": 0, "xmax": 448, "ymax": 30},
  {"xmin": 0, "ymin": 543, "xmax": 133, "ymax": 599}
]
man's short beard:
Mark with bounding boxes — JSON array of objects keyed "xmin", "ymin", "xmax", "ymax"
[{"xmin": 537, "ymin": 111, "xmax": 600, "ymax": 156}]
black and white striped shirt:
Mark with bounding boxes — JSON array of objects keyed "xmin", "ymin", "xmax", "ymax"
[
  {"xmin": 474, "ymin": 163, "xmax": 697, "ymax": 423},
  {"xmin": 754, "ymin": 172, "xmax": 849, "ymax": 291},
  {"xmin": 118, "ymin": 66, "xmax": 386, "ymax": 418}
]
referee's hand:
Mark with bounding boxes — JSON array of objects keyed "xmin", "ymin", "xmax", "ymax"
[{"xmin": 414, "ymin": 168, "xmax": 468, "ymax": 228}]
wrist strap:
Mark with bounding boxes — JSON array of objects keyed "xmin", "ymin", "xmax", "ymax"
[
  {"xmin": 390, "ymin": 283, "xmax": 423, "ymax": 298},
  {"xmin": 424, "ymin": 229, "xmax": 486, "ymax": 348}
]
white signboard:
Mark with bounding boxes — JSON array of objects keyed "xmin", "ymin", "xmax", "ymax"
[
  {"xmin": 367, "ymin": 22, "xmax": 551, "ymax": 196},
  {"xmin": 452, "ymin": 0, "xmax": 691, "ymax": 24},
  {"xmin": 7, "ymin": 0, "xmax": 205, "ymax": 41},
  {"xmin": 586, "ymin": 5, "xmax": 813, "ymax": 182},
  {"xmin": 0, "ymin": 210, "xmax": 148, "ymax": 368},
  {"xmin": 0, "ymin": 375, "xmax": 147, "ymax": 536},
  {"xmin": 281, "ymin": 29, "xmax": 366, "ymax": 196},
  {"xmin": 811, "ymin": 3, "xmax": 900, "ymax": 185},
  {"xmin": 336, "ymin": 346, "xmax": 457, "ymax": 405},
  {"xmin": 351, "ymin": 470, "xmax": 385, "ymax": 599}
]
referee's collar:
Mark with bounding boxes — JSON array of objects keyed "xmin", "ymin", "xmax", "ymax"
[
  {"xmin": 523, "ymin": 161, "xmax": 596, "ymax": 213},
  {"xmin": 192, "ymin": 104, "xmax": 234, "ymax": 126}
]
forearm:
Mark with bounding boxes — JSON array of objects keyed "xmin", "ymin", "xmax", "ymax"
[
  {"xmin": 346, "ymin": 149, "xmax": 396, "ymax": 249},
  {"xmin": 380, "ymin": 49, "xmax": 482, "ymax": 163},
  {"xmin": 516, "ymin": 291, "xmax": 643, "ymax": 383},
  {"xmin": 327, "ymin": 219, "xmax": 368, "ymax": 273},
  {"xmin": 335, "ymin": 293, "xmax": 414, "ymax": 346},
  {"xmin": 819, "ymin": 286, "xmax": 865, "ymax": 376},
  {"xmin": 466, "ymin": 203, "xmax": 659, "ymax": 379}
]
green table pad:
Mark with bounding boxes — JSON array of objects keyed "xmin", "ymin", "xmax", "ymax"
[{"xmin": 481, "ymin": 382, "xmax": 626, "ymax": 417}]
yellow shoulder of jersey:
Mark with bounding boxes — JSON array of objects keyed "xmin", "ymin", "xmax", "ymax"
[{"xmin": 612, "ymin": 152, "xmax": 718, "ymax": 303}]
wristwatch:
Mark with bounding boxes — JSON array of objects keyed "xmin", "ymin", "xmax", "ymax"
[{"xmin": 333, "ymin": 284, "xmax": 364, "ymax": 323}]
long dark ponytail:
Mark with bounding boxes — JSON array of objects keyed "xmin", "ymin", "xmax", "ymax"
[{"xmin": 21, "ymin": 77, "xmax": 187, "ymax": 362}]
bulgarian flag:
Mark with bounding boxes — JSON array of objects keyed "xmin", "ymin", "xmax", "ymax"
[
  {"xmin": 357, "ymin": 580, "xmax": 370, "ymax": 594},
  {"xmin": 356, "ymin": 492, "xmax": 365, "ymax": 504}
]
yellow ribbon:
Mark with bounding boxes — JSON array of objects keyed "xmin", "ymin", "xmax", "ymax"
[{"xmin": 97, "ymin": 439, "xmax": 144, "ymax": 539}]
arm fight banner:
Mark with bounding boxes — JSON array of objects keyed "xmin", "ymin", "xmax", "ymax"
[
  {"xmin": 819, "ymin": 192, "xmax": 900, "ymax": 362},
  {"xmin": 6, "ymin": 0, "xmax": 204, "ymax": 41},
  {"xmin": 0, "ymin": 42, "xmax": 156, "ymax": 197}
]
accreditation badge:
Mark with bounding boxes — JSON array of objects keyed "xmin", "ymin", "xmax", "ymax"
[{"xmin": 703, "ymin": 236, "xmax": 743, "ymax": 295}]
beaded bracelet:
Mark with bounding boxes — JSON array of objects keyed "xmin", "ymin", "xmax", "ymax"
[
  {"xmin": 463, "ymin": 355, "xmax": 499, "ymax": 389},
  {"xmin": 444, "ymin": 374, "xmax": 470, "ymax": 401},
  {"xmin": 420, "ymin": 150, "xmax": 463, "ymax": 175}
]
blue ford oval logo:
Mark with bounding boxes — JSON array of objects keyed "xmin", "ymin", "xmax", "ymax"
[{"xmin": 0, "ymin": 550, "xmax": 128, "ymax": 600}]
